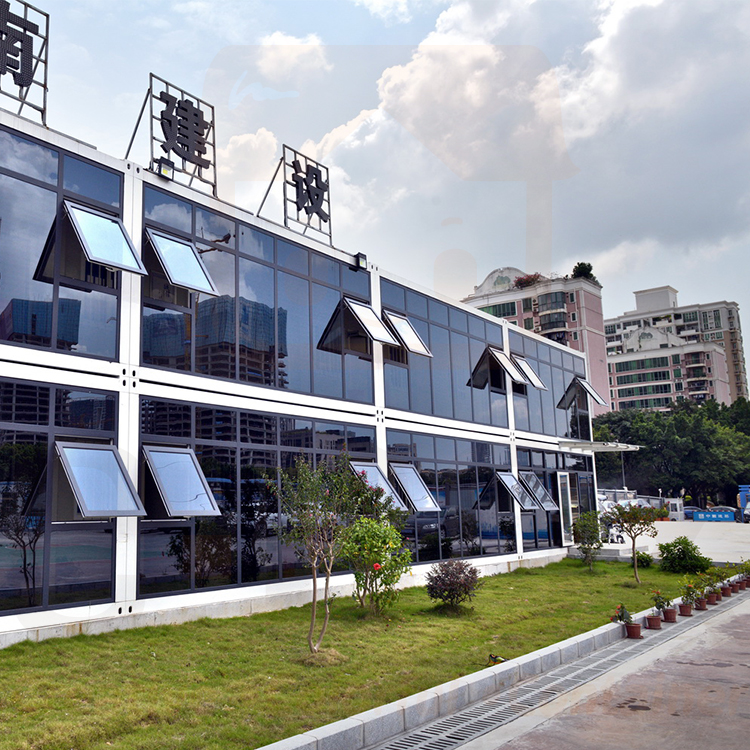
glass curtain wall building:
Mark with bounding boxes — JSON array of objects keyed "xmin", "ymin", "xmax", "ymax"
[{"xmin": 0, "ymin": 111, "xmax": 598, "ymax": 636}]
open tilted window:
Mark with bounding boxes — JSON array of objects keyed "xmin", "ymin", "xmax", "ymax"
[
  {"xmin": 382, "ymin": 311, "xmax": 432, "ymax": 357},
  {"xmin": 54, "ymin": 442, "xmax": 145, "ymax": 519},
  {"xmin": 496, "ymin": 471, "xmax": 543, "ymax": 511},
  {"xmin": 63, "ymin": 200, "xmax": 146, "ymax": 274},
  {"xmin": 468, "ymin": 347, "xmax": 546, "ymax": 390},
  {"xmin": 318, "ymin": 297, "xmax": 399, "ymax": 353},
  {"xmin": 556, "ymin": 376, "xmax": 608, "ymax": 409},
  {"xmin": 350, "ymin": 461, "xmax": 408, "ymax": 511},
  {"xmin": 519, "ymin": 471, "xmax": 559, "ymax": 511},
  {"xmin": 389, "ymin": 463, "xmax": 441, "ymax": 512},
  {"xmin": 513, "ymin": 356, "xmax": 547, "ymax": 390},
  {"xmin": 142, "ymin": 446, "xmax": 220, "ymax": 517},
  {"xmin": 145, "ymin": 227, "xmax": 218, "ymax": 295}
]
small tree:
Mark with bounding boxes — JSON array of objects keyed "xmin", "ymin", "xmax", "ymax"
[
  {"xmin": 572, "ymin": 511, "xmax": 603, "ymax": 572},
  {"xmin": 342, "ymin": 517, "xmax": 412, "ymax": 614},
  {"xmin": 273, "ymin": 454, "xmax": 364, "ymax": 653},
  {"xmin": 601, "ymin": 504, "xmax": 659, "ymax": 583},
  {"xmin": 425, "ymin": 559, "xmax": 482, "ymax": 608}
]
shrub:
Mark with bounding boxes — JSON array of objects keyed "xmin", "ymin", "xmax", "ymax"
[
  {"xmin": 658, "ymin": 536, "xmax": 712, "ymax": 574},
  {"xmin": 572, "ymin": 511, "xmax": 602, "ymax": 572},
  {"xmin": 632, "ymin": 550, "xmax": 653, "ymax": 569},
  {"xmin": 425, "ymin": 559, "xmax": 482, "ymax": 608},
  {"xmin": 341, "ymin": 517, "xmax": 412, "ymax": 615}
]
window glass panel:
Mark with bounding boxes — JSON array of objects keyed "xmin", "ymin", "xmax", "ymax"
[
  {"xmin": 0, "ymin": 175, "xmax": 56, "ymax": 347},
  {"xmin": 57, "ymin": 287, "xmax": 117, "ymax": 359},
  {"xmin": 280, "ymin": 419, "xmax": 313, "ymax": 447},
  {"xmin": 390, "ymin": 463, "xmax": 441, "ymax": 512},
  {"xmin": 277, "ymin": 240, "xmax": 308, "ymax": 274},
  {"xmin": 278, "ymin": 271, "xmax": 311, "ymax": 393},
  {"xmin": 195, "ymin": 208, "xmax": 234, "ymax": 247},
  {"xmin": 514, "ymin": 356, "xmax": 547, "ymax": 390},
  {"xmin": 239, "ymin": 225, "xmax": 274, "ymax": 262},
  {"xmin": 0, "ymin": 431, "xmax": 47, "ymax": 611},
  {"xmin": 196, "ymin": 408, "xmax": 236, "ymax": 441},
  {"xmin": 63, "ymin": 156, "xmax": 120, "ymax": 207},
  {"xmin": 489, "ymin": 348, "xmax": 527, "ymax": 383},
  {"xmin": 384, "ymin": 311, "xmax": 431, "ymax": 356},
  {"xmin": 346, "ymin": 299, "xmax": 398, "ymax": 345},
  {"xmin": 411, "ymin": 433, "xmax": 434, "ymax": 459},
  {"xmin": 381, "ymin": 279, "xmax": 405, "ymax": 311},
  {"xmin": 386, "ymin": 430, "xmax": 411, "ymax": 457},
  {"xmin": 140, "ymin": 399, "xmax": 191, "ymax": 437},
  {"xmin": 142, "ymin": 307, "xmax": 191, "ymax": 370},
  {"xmin": 450, "ymin": 331, "xmax": 472, "ymax": 421},
  {"xmin": 430, "ymin": 325, "xmax": 453, "ymax": 418},
  {"xmin": 238, "ymin": 258, "xmax": 276, "ymax": 386},
  {"xmin": 508, "ymin": 330, "xmax": 524, "ymax": 354},
  {"xmin": 144, "ymin": 447, "xmax": 220, "ymax": 516},
  {"xmin": 146, "ymin": 230, "xmax": 217, "ymax": 294},
  {"xmin": 346, "ymin": 425, "xmax": 375, "ymax": 454},
  {"xmin": 406, "ymin": 290, "xmax": 428, "ymax": 318},
  {"xmin": 144, "ymin": 186, "xmax": 192, "ymax": 233},
  {"xmin": 240, "ymin": 450, "xmax": 279, "ymax": 582},
  {"xmin": 341, "ymin": 265, "xmax": 370, "ymax": 300},
  {"xmin": 0, "ymin": 382, "xmax": 49, "ymax": 424},
  {"xmin": 435, "ymin": 437, "xmax": 455, "ymax": 461},
  {"xmin": 519, "ymin": 471, "xmax": 558, "ymax": 511},
  {"xmin": 66, "ymin": 203, "xmax": 144, "ymax": 274},
  {"xmin": 48, "ymin": 526, "xmax": 112, "ymax": 605},
  {"xmin": 384, "ymin": 363, "xmax": 409, "ymax": 410},
  {"xmin": 429, "ymin": 299, "xmax": 449, "ymax": 325},
  {"xmin": 496, "ymin": 471, "xmax": 540, "ymax": 510},
  {"xmin": 55, "ymin": 390, "xmax": 115, "ymax": 431},
  {"xmin": 577, "ymin": 378, "xmax": 608, "ymax": 406},
  {"xmin": 350, "ymin": 462, "xmax": 407, "ymax": 511},
  {"xmin": 196, "ymin": 250, "xmax": 236, "ymax": 379},
  {"xmin": 514, "ymin": 392, "xmax": 530, "ymax": 431},
  {"xmin": 468, "ymin": 315, "xmax": 485, "ymax": 339},
  {"xmin": 240, "ymin": 411, "xmax": 277, "ymax": 445},
  {"xmin": 56, "ymin": 443, "xmax": 144, "ymax": 517},
  {"xmin": 450, "ymin": 307, "xmax": 468, "ymax": 332},
  {"xmin": 311, "ymin": 253, "xmax": 340, "ymax": 286},
  {"xmin": 312, "ymin": 283, "xmax": 343, "ymax": 398},
  {"xmin": 0, "ymin": 130, "xmax": 57, "ymax": 183},
  {"xmin": 344, "ymin": 352, "xmax": 374, "ymax": 403},
  {"xmin": 138, "ymin": 525, "xmax": 191, "ymax": 595}
]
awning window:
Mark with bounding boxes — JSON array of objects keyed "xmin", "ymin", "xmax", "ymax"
[
  {"xmin": 145, "ymin": 227, "xmax": 219, "ymax": 295},
  {"xmin": 63, "ymin": 200, "xmax": 146, "ymax": 275},
  {"xmin": 519, "ymin": 472, "xmax": 559, "ymax": 512},
  {"xmin": 318, "ymin": 298, "xmax": 398, "ymax": 353},
  {"xmin": 350, "ymin": 461, "xmax": 408, "ymax": 511},
  {"xmin": 496, "ymin": 471, "xmax": 543, "ymax": 511},
  {"xmin": 556, "ymin": 377, "xmax": 608, "ymax": 409},
  {"xmin": 55, "ymin": 442, "xmax": 145, "ymax": 518},
  {"xmin": 346, "ymin": 299, "xmax": 399, "ymax": 345},
  {"xmin": 513, "ymin": 356, "xmax": 547, "ymax": 390},
  {"xmin": 489, "ymin": 348, "xmax": 527, "ymax": 384},
  {"xmin": 143, "ymin": 446, "xmax": 220, "ymax": 517},
  {"xmin": 389, "ymin": 464, "xmax": 441, "ymax": 512},
  {"xmin": 383, "ymin": 311, "xmax": 432, "ymax": 357}
]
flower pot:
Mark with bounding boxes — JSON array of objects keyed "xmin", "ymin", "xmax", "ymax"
[
  {"xmin": 721, "ymin": 586, "xmax": 732, "ymax": 597},
  {"xmin": 740, "ymin": 580, "xmax": 747, "ymax": 591},
  {"xmin": 625, "ymin": 622, "xmax": 642, "ymax": 639},
  {"xmin": 731, "ymin": 583, "xmax": 740, "ymax": 593},
  {"xmin": 678, "ymin": 603, "xmax": 693, "ymax": 617},
  {"xmin": 646, "ymin": 614, "xmax": 662, "ymax": 629},
  {"xmin": 696, "ymin": 598, "xmax": 708, "ymax": 610},
  {"xmin": 663, "ymin": 607, "xmax": 677, "ymax": 622},
  {"xmin": 707, "ymin": 592, "xmax": 718, "ymax": 605}
]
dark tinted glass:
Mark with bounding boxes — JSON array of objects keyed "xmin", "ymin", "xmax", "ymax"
[
  {"xmin": 411, "ymin": 433, "xmax": 434, "ymax": 459},
  {"xmin": 508, "ymin": 329, "xmax": 524, "ymax": 354},
  {"xmin": 0, "ymin": 130, "xmax": 57, "ymax": 183},
  {"xmin": 138, "ymin": 526, "xmax": 191, "ymax": 594},
  {"xmin": 277, "ymin": 240, "xmax": 308, "ymax": 275},
  {"xmin": 450, "ymin": 331, "xmax": 472, "ymax": 421},
  {"xmin": 280, "ymin": 419, "xmax": 313, "ymax": 447},
  {"xmin": 140, "ymin": 399, "xmax": 191, "ymax": 437},
  {"xmin": 386, "ymin": 430, "xmax": 411, "ymax": 457},
  {"xmin": 239, "ymin": 258, "xmax": 276, "ymax": 386},
  {"xmin": 48, "ymin": 526, "xmax": 113, "ymax": 605},
  {"xmin": 449, "ymin": 307, "xmax": 468, "ymax": 332},
  {"xmin": 430, "ymin": 325, "xmax": 452, "ymax": 419},
  {"xmin": 346, "ymin": 425, "xmax": 375, "ymax": 454},
  {"xmin": 344, "ymin": 352, "xmax": 373, "ymax": 403},
  {"xmin": 0, "ymin": 175, "xmax": 56, "ymax": 348},
  {"xmin": 63, "ymin": 156, "xmax": 120, "ymax": 207},
  {"xmin": 239, "ymin": 225, "xmax": 274, "ymax": 262},
  {"xmin": 435, "ymin": 437, "xmax": 455, "ymax": 461},
  {"xmin": 196, "ymin": 408, "xmax": 236, "ymax": 441},
  {"xmin": 144, "ymin": 186, "xmax": 192, "ymax": 233},
  {"xmin": 240, "ymin": 412, "xmax": 277, "ymax": 444},
  {"xmin": 468, "ymin": 315, "xmax": 485, "ymax": 339},
  {"xmin": 311, "ymin": 283, "xmax": 342, "ymax": 398},
  {"xmin": 381, "ymin": 279, "xmax": 405, "ymax": 311},
  {"xmin": 341, "ymin": 266, "xmax": 370, "ymax": 300},
  {"xmin": 406, "ymin": 290, "xmax": 428, "ymax": 318},
  {"xmin": 196, "ymin": 250, "xmax": 236, "ymax": 379},
  {"xmin": 384, "ymin": 363, "xmax": 409, "ymax": 410},
  {"xmin": 55, "ymin": 390, "xmax": 115, "ymax": 431},
  {"xmin": 311, "ymin": 253, "xmax": 340, "ymax": 286},
  {"xmin": 0, "ymin": 382, "xmax": 49, "ymax": 424},
  {"xmin": 428, "ymin": 299, "xmax": 449, "ymax": 325}
]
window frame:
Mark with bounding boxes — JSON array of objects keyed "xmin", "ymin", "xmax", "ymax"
[
  {"xmin": 350, "ymin": 461, "xmax": 408, "ymax": 511},
  {"xmin": 389, "ymin": 463, "xmax": 441, "ymax": 512},
  {"xmin": 145, "ymin": 227, "xmax": 219, "ymax": 295}
]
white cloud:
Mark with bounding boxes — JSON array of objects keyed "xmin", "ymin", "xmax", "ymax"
[{"xmin": 257, "ymin": 32, "xmax": 333, "ymax": 84}]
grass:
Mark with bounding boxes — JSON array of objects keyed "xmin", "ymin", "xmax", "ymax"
[{"xmin": 0, "ymin": 559, "xmax": 684, "ymax": 750}]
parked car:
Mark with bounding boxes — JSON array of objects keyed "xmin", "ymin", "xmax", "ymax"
[
  {"xmin": 682, "ymin": 505, "xmax": 702, "ymax": 521},
  {"xmin": 703, "ymin": 505, "xmax": 743, "ymax": 523}
]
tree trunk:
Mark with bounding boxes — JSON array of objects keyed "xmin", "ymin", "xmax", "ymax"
[
  {"xmin": 308, "ymin": 562, "xmax": 319, "ymax": 653},
  {"xmin": 631, "ymin": 537, "xmax": 641, "ymax": 584},
  {"xmin": 313, "ymin": 559, "xmax": 334, "ymax": 653}
]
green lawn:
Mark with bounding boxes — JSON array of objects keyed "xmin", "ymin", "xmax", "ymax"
[{"xmin": 0, "ymin": 559, "xmax": 684, "ymax": 750}]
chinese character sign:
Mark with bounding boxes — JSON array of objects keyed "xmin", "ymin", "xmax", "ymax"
[
  {"xmin": 148, "ymin": 74, "xmax": 217, "ymax": 196},
  {"xmin": 282, "ymin": 146, "xmax": 332, "ymax": 244},
  {"xmin": 0, "ymin": 0, "xmax": 48, "ymax": 123}
]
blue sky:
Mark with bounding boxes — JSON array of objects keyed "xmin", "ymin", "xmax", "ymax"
[{"xmin": 22, "ymin": 0, "xmax": 750, "ymax": 322}]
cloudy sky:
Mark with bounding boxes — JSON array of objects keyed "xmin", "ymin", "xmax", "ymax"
[{"xmin": 26, "ymin": 0, "xmax": 750, "ymax": 321}]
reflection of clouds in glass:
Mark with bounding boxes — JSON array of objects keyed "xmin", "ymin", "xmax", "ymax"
[
  {"xmin": 196, "ymin": 208, "xmax": 234, "ymax": 245},
  {"xmin": 59, "ymin": 289, "xmax": 117, "ymax": 359},
  {"xmin": 0, "ymin": 131, "xmax": 58, "ymax": 184},
  {"xmin": 145, "ymin": 202, "xmax": 192, "ymax": 233},
  {"xmin": 201, "ymin": 249, "xmax": 234, "ymax": 296},
  {"xmin": 0, "ymin": 174, "xmax": 56, "ymax": 305}
]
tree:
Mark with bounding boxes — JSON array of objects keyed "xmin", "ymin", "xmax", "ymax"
[
  {"xmin": 572, "ymin": 511, "xmax": 603, "ymax": 572},
  {"xmin": 601, "ymin": 504, "xmax": 659, "ymax": 583},
  {"xmin": 571, "ymin": 262, "xmax": 598, "ymax": 283},
  {"xmin": 273, "ymin": 454, "xmax": 378, "ymax": 653}
]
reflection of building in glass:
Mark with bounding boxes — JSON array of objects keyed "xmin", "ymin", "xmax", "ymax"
[
  {"xmin": 0, "ymin": 381, "xmax": 49, "ymax": 424},
  {"xmin": 0, "ymin": 298, "xmax": 80, "ymax": 348},
  {"xmin": 57, "ymin": 394, "xmax": 114, "ymax": 431},
  {"xmin": 142, "ymin": 296, "xmax": 287, "ymax": 384}
]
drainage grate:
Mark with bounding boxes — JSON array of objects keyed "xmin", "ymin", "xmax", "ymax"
[{"xmin": 370, "ymin": 597, "xmax": 746, "ymax": 750}]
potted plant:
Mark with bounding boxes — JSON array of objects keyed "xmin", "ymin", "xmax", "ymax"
[
  {"xmin": 694, "ymin": 572, "xmax": 709, "ymax": 610},
  {"xmin": 611, "ymin": 603, "xmax": 641, "ymax": 639},
  {"xmin": 678, "ymin": 575, "xmax": 697, "ymax": 616},
  {"xmin": 651, "ymin": 590, "xmax": 676, "ymax": 622},
  {"xmin": 718, "ymin": 566, "xmax": 732, "ymax": 597}
]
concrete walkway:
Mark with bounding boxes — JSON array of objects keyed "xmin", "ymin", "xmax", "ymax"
[{"xmin": 457, "ymin": 594, "xmax": 750, "ymax": 750}]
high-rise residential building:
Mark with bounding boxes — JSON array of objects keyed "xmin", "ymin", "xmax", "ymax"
[
  {"xmin": 462, "ymin": 267, "xmax": 609, "ymax": 416},
  {"xmin": 605, "ymin": 287, "xmax": 748, "ymax": 408}
]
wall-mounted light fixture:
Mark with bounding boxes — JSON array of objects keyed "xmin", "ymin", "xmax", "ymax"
[
  {"xmin": 354, "ymin": 252, "xmax": 367, "ymax": 271},
  {"xmin": 157, "ymin": 157, "xmax": 174, "ymax": 180}
]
